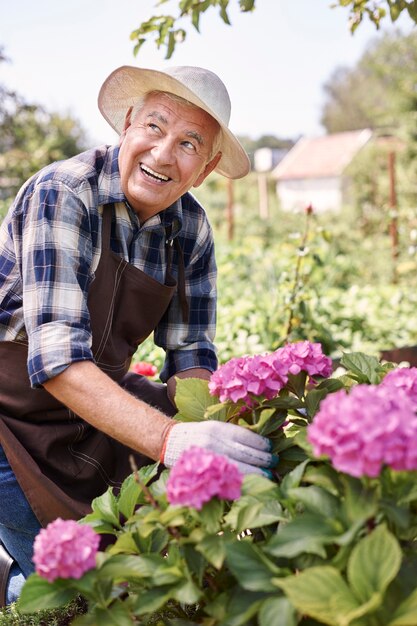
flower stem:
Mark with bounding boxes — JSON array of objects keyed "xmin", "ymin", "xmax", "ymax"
[{"xmin": 284, "ymin": 206, "xmax": 312, "ymax": 341}]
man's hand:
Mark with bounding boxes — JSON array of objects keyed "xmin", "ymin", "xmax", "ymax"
[
  {"xmin": 161, "ymin": 420, "xmax": 279, "ymax": 476},
  {"xmin": 166, "ymin": 367, "xmax": 212, "ymax": 405}
]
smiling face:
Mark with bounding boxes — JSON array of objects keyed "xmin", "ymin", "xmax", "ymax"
[{"xmin": 118, "ymin": 92, "xmax": 222, "ymax": 222}]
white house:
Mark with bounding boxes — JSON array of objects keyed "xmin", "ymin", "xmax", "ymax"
[{"xmin": 272, "ymin": 129, "xmax": 373, "ymax": 213}]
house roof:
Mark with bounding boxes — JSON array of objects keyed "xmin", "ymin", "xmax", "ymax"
[{"xmin": 272, "ymin": 129, "xmax": 372, "ymax": 180}]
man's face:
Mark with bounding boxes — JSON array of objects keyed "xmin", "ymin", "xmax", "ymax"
[{"xmin": 118, "ymin": 93, "xmax": 221, "ymax": 222}]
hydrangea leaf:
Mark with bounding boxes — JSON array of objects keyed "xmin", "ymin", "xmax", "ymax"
[
  {"xmin": 273, "ymin": 566, "xmax": 360, "ymax": 626},
  {"xmin": 225, "ymin": 495, "xmax": 284, "ymax": 533},
  {"xmin": 258, "ymin": 596, "xmax": 297, "ymax": 626},
  {"xmin": 265, "ymin": 514, "xmax": 341, "ymax": 559},
  {"xmin": 288, "ymin": 485, "xmax": 340, "ymax": 518},
  {"xmin": 340, "ymin": 351, "xmax": 384, "ymax": 384},
  {"xmin": 199, "ymin": 497, "xmax": 224, "ymax": 533},
  {"xmin": 225, "ymin": 541, "xmax": 282, "ymax": 592},
  {"xmin": 117, "ymin": 463, "xmax": 159, "ymax": 519},
  {"xmin": 131, "ymin": 586, "xmax": 173, "ymax": 616},
  {"xmin": 91, "ymin": 488, "xmax": 121, "ymax": 529},
  {"xmin": 17, "ymin": 574, "xmax": 78, "ymax": 612},
  {"xmin": 174, "ymin": 377, "xmax": 220, "ymax": 421},
  {"xmin": 90, "ymin": 601, "xmax": 133, "ymax": 626},
  {"xmin": 347, "ymin": 524, "xmax": 402, "ymax": 604},
  {"xmin": 196, "ymin": 532, "xmax": 228, "ymax": 569}
]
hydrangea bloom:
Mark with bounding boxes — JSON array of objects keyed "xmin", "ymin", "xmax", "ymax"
[
  {"xmin": 208, "ymin": 354, "xmax": 288, "ymax": 405},
  {"xmin": 273, "ymin": 341, "xmax": 333, "ymax": 379},
  {"xmin": 33, "ymin": 518, "xmax": 100, "ymax": 583},
  {"xmin": 208, "ymin": 341, "xmax": 332, "ymax": 405},
  {"xmin": 380, "ymin": 367, "xmax": 417, "ymax": 409},
  {"xmin": 166, "ymin": 446, "xmax": 243, "ymax": 510},
  {"xmin": 131, "ymin": 361, "xmax": 158, "ymax": 377},
  {"xmin": 307, "ymin": 384, "xmax": 417, "ymax": 478}
]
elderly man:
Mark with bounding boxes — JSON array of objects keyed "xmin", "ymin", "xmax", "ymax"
[{"xmin": 0, "ymin": 65, "xmax": 277, "ymax": 604}]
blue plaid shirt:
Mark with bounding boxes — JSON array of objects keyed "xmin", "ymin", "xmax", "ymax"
[{"xmin": 0, "ymin": 145, "xmax": 218, "ymax": 386}]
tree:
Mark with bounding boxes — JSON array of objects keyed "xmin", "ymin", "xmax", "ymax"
[
  {"xmin": 320, "ymin": 30, "xmax": 417, "ymax": 133},
  {"xmin": 0, "ymin": 50, "xmax": 87, "ymax": 216},
  {"xmin": 130, "ymin": 0, "xmax": 417, "ymax": 59}
]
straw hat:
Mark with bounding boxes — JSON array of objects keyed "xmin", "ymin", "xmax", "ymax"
[{"xmin": 98, "ymin": 65, "xmax": 250, "ymax": 179}]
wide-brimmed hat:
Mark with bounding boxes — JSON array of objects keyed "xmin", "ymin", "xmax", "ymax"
[{"xmin": 98, "ymin": 65, "xmax": 250, "ymax": 179}]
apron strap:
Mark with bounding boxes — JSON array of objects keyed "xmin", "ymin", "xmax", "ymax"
[
  {"xmin": 165, "ymin": 226, "xmax": 189, "ymax": 325},
  {"xmin": 101, "ymin": 204, "xmax": 113, "ymax": 252}
]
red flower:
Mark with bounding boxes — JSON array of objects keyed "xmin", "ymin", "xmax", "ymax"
[
  {"xmin": 305, "ymin": 203, "xmax": 313, "ymax": 215},
  {"xmin": 131, "ymin": 361, "xmax": 158, "ymax": 377}
]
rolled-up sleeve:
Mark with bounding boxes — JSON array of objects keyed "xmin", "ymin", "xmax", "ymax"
[
  {"xmin": 156, "ymin": 215, "xmax": 218, "ymax": 382},
  {"xmin": 21, "ymin": 181, "xmax": 96, "ymax": 386}
]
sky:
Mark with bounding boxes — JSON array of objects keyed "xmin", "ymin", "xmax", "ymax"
[{"xmin": 1, "ymin": 0, "xmax": 415, "ymax": 147}]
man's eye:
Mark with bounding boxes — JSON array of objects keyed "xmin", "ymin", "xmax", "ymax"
[
  {"xmin": 147, "ymin": 123, "xmax": 161, "ymax": 132},
  {"xmin": 182, "ymin": 140, "xmax": 196, "ymax": 151}
]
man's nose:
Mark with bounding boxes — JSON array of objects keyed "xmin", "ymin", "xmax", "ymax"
[{"xmin": 152, "ymin": 136, "xmax": 176, "ymax": 164}]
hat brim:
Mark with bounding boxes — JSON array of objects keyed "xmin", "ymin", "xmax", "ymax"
[{"xmin": 98, "ymin": 66, "xmax": 250, "ymax": 179}]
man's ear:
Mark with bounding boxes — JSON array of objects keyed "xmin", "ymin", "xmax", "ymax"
[
  {"xmin": 119, "ymin": 106, "xmax": 134, "ymax": 144},
  {"xmin": 193, "ymin": 152, "xmax": 222, "ymax": 188}
]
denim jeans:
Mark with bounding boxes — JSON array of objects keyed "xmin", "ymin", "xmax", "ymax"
[{"xmin": 0, "ymin": 444, "xmax": 41, "ymax": 604}]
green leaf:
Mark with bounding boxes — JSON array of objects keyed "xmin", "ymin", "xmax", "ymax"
[
  {"xmin": 225, "ymin": 540, "xmax": 281, "ymax": 592},
  {"xmin": 18, "ymin": 574, "xmax": 77, "ymax": 612},
  {"xmin": 239, "ymin": 0, "xmax": 255, "ymax": 10},
  {"xmin": 347, "ymin": 524, "xmax": 402, "ymax": 604},
  {"xmin": 225, "ymin": 496, "xmax": 284, "ymax": 533},
  {"xmin": 286, "ymin": 371, "xmax": 308, "ymax": 398},
  {"xmin": 274, "ymin": 566, "xmax": 360, "ymax": 626},
  {"xmin": 288, "ymin": 485, "xmax": 340, "ymax": 518},
  {"xmin": 241, "ymin": 473, "xmax": 281, "ymax": 497},
  {"xmin": 303, "ymin": 463, "xmax": 342, "ymax": 494},
  {"xmin": 79, "ymin": 601, "xmax": 133, "ymax": 626},
  {"xmin": 258, "ymin": 596, "xmax": 297, "ymax": 626},
  {"xmin": 266, "ymin": 513, "xmax": 341, "ymax": 559},
  {"xmin": 98, "ymin": 554, "xmax": 156, "ymax": 581},
  {"xmin": 315, "ymin": 377, "xmax": 346, "ymax": 393},
  {"xmin": 216, "ymin": 588, "xmax": 266, "ymax": 626},
  {"xmin": 131, "ymin": 585, "xmax": 172, "ymax": 616},
  {"xmin": 172, "ymin": 578, "xmax": 202, "ymax": 604},
  {"xmin": 280, "ymin": 459, "xmax": 309, "ymax": 495},
  {"xmin": 108, "ymin": 531, "xmax": 140, "ymax": 555},
  {"xmin": 196, "ymin": 532, "xmax": 228, "ymax": 569},
  {"xmin": 182, "ymin": 544, "xmax": 206, "ymax": 584},
  {"xmin": 340, "ymin": 474, "xmax": 379, "ymax": 525},
  {"xmin": 91, "ymin": 488, "xmax": 121, "ymax": 528},
  {"xmin": 199, "ymin": 497, "xmax": 224, "ymax": 533},
  {"xmin": 174, "ymin": 377, "xmax": 219, "ymax": 421},
  {"xmin": 388, "ymin": 586, "xmax": 417, "ymax": 625},
  {"xmin": 118, "ymin": 473, "xmax": 141, "ymax": 520},
  {"xmin": 340, "ymin": 352, "xmax": 383, "ymax": 384},
  {"xmin": 204, "ymin": 401, "xmax": 229, "ymax": 421},
  {"xmin": 305, "ymin": 387, "xmax": 328, "ymax": 417}
]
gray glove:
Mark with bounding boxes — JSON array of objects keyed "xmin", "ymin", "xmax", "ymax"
[{"xmin": 162, "ymin": 420, "xmax": 278, "ymax": 476}]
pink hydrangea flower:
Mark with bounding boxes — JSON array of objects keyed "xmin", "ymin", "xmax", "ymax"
[
  {"xmin": 208, "ymin": 354, "xmax": 288, "ymax": 405},
  {"xmin": 380, "ymin": 367, "xmax": 417, "ymax": 408},
  {"xmin": 131, "ymin": 361, "xmax": 158, "ymax": 377},
  {"xmin": 208, "ymin": 341, "xmax": 332, "ymax": 405},
  {"xmin": 33, "ymin": 518, "xmax": 100, "ymax": 583},
  {"xmin": 166, "ymin": 446, "xmax": 243, "ymax": 510},
  {"xmin": 307, "ymin": 384, "xmax": 417, "ymax": 478},
  {"xmin": 273, "ymin": 341, "xmax": 333, "ymax": 378}
]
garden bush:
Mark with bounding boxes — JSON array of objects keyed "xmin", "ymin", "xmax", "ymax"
[{"xmin": 16, "ymin": 343, "xmax": 417, "ymax": 625}]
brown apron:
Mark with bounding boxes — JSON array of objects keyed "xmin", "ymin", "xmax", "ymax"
[{"xmin": 0, "ymin": 204, "xmax": 178, "ymax": 527}]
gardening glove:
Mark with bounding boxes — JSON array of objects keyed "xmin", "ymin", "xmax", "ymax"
[{"xmin": 161, "ymin": 421, "xmax": 278, "ymax": 477}]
